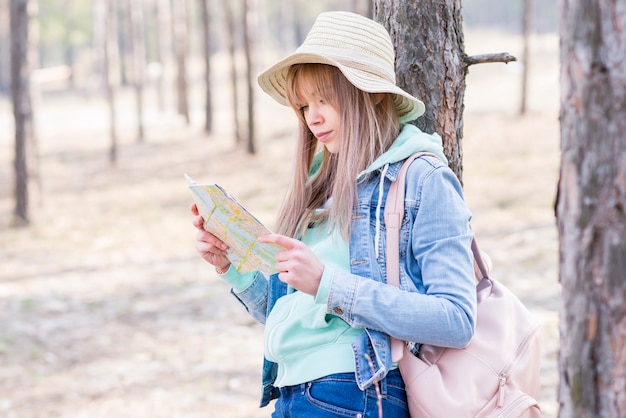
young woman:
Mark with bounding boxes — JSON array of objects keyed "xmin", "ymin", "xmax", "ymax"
[{"xmin": 191, "ymin": 11, "xmax": 477, "ymax": 417}]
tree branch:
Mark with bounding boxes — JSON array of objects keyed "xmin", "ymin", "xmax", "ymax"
[{"xmin": 464, "ymin": 53, "xmax": 517, "ymax": 66}]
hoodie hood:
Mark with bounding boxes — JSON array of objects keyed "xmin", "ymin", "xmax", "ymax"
[{"xmin": 358, "ymin": 124, "xmax": 447, "ymax": 180}]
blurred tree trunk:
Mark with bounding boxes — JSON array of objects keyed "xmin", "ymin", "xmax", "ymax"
[
  {"xmin": 520, "ymin": 0, "xmax": 532, "ymax": 115},
  {"xmin": 199, "ymin": 0, "xmax": 213, "ymax": 133},
  {"xmin": 172, "ymin": 0, "xmax": 190, "ymax": 124},
  {"xmin": 92, "ymin": 0, "xmax": 104, "ymax": 87},
  {"xmin": 62, "ymin": 0, "xmax": 75, "ymax": 88},
  {"xmin": 130, "ymin": 0, "xmax": 146, "ymax": 142},
  {"xmin": 242, "ymin": 0, "xmax": 255, "ymax": 154},
  {"xmin": 347, "ymin": 0, "xmax": 369, "ymax": 15},
  {"xmin": 276, "ymin": 0, "xmax": 295, "ymax": 51},
  {"xmin": 103, "ymin": 0, "xmax": 120, "ymax": 163},
  {"xmin": 0, "ymin": 4, "xmax": 9, "ymax": 94},
  {"xmin": 10, "ymin": 0, "xmax": 35, "ymax": 226},
  {"xmin": 373, "ymin": 0, "xmax": 466, "ymax": 181},
  {"xmin": 224, "ymin": 0, "xmax": 241, "ymax": 142},
  {"xmin": 155, "ymin": 0, "xmax": 172, "ymax": 112},
  {"xmin": 117, "ymin": 0, "xmax": 130, "ymax": 86},
  {"xmin": 557, "ymin": 0, "xmax": 626, "ymax": 416}
]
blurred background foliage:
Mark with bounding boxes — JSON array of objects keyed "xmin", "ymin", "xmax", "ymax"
[{"xmin": 1, "ymin": 0, "xmax": 557, "ymax": 94}]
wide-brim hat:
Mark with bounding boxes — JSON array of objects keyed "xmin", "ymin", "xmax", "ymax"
[{"xmin": 257, "ymin": 11, "xmax": 425, "ymax": 123}]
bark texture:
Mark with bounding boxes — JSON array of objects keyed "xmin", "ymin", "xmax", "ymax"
[
  {"xmin": 10, "ymin": 0, "xmax": 32, "ymax": 225},
  {"xmin": 372, "ymin": 0, "xmax": 467, "ymax": 181},
  {"xmin": 557, "ymin": 0, "xmax": 626, "ymax": 416}
]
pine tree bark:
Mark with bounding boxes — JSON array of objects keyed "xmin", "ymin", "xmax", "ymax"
[
  {"xmin": 557, "ymin": 0, "xmax": 626, "ymax": 416},
  {"xmin": 372, "ymin": 0, "xmax": 467, "ymax": 181},
  {"xmin": 10, "ymin": 0, "xmax": 33, "ymax": 225}
]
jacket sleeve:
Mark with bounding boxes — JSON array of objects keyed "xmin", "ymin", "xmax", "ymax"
[
  {"xmin": 325, "ymin": 163, "xmax": 477, "ymax": 348},
  {"xmin": 222, "ymin": 268, "xmax": 270, "ymax": 324}
]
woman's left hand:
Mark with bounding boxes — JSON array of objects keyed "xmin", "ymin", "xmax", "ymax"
[{"xmin": 258, "ymin": 234, "xmax": 324, "ymax": 296}]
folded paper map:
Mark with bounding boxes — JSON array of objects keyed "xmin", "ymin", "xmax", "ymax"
[{"xmin": 185, "ymin": 174, "xmax": 284, "ymax": 275}]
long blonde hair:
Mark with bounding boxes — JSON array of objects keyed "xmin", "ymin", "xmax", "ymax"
[{"xmin": 274, "ymin": 64, "xmax": 400, "ymax": 239}]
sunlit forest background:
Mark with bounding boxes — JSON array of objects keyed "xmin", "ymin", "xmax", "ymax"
[{"xmin": 1, "ymin": 0, "xmax": 560, "ymax": 417}]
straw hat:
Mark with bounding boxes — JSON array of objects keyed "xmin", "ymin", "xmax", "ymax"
[{"xmin": 257, "ymin": 11, "xmax": 425, "ymax": 123}]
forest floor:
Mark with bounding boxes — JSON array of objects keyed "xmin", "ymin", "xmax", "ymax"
[{"xmin": 0, "ymin": 30, "xmax": 561, "ymax": 417}]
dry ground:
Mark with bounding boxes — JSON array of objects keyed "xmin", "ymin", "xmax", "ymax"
[{"xmin": 0, "ymin": 30, "xmax": 560, "ymax": 417}]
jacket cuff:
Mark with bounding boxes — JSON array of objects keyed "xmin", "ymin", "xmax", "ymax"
[{"xmin": 325, "ymin": 269, "xmax": 359, "ymax": 322}]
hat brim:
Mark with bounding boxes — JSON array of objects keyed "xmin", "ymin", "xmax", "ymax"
[{"xmin": 258, "ymin": 52, "xmax": 425, "ymax": 123}]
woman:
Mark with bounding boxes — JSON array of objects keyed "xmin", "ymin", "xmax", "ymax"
[{"xmin": 191, "ymin": 11, "xmax": 477, "ymax": 417}]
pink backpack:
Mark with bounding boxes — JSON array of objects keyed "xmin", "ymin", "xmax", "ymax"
[{"xmin": 384, "ymin": 153, "xmax": 543, "ymax": 417}]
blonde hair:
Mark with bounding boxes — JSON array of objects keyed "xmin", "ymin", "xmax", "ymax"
[{"xmin": 275, "ymin": 64, "xmax": 400, "ymax": 239}]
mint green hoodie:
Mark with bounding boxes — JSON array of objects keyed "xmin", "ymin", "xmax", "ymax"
[{"xmin": 219, "ymin": 124, "xmax": 446, "ymax": 387}]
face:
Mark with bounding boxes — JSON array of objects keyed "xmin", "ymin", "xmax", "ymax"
[{"xmin": 295, "ymin": 81, "xmax": 342, "ymax": 154}]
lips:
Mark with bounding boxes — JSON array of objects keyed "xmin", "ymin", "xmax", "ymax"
[{"xmin": 316, "ymin": 131, "xmax": 332, "ymax": 142}]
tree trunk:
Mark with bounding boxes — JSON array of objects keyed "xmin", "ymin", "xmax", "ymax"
[
  {"xmin": 117, "ymin": 0, "xmax": 130, "ymax": 86},
  {"xmin": 276, "ymin": 0, "xmax": 296, "ymax": 52},
  {"xmin": 155, "ymin": 0, "xmax": 172, "ymax": 112},
  {"xmin": 173, "ymin": 0, "xmax": 190, "ymax": 124},
  {"xmin": 224, "ymin": 0, "xmax": 241, "ymax": 143},
  {"xmin": 199, "ymin": 0, "xmax": 213, "ymax": 134},
  {"xmin": 520, "ymin": 0, "xmax": 532, "ymax": 115},
  {"xmin": 0, "ymin": 4, "xmax": 10, "ymax": 94},
  {"xmin": 62, "ymin": 0, "xmax": 75, "ymax": 88},
  {"xmin": 372, "ymin": 0, "xmax": 467, "ymax": 182},
  {"xmin": 10, "ymin": 0, "xmax": 34, "ymax": 226},
  {"xmin": 242, "ymin": 0, "xmax": 255, "ymax": 154},
  {"xmin": 103, "ymin": 0, "xmax": 120, "ymax": 163},
  {"xmin": 557, "ymin": 1, "xmax": 626, "ymax": 417},
  {"xmin": 130, "ymin": 0, "xmax": 146, "ymax": 142}
]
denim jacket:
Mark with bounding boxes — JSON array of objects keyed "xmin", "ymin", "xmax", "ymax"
[{"xmin": 232, "ymin": 154, "xmax": 477, "ymax": 407}]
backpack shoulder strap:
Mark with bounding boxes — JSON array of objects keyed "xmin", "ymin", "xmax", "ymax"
[
  {"xmin": 383, "ymin": 152, "xmax": 491, "ymax": 361},
  {"xmin": 383, "ymin": 153, "xmax": 428, "ymax": 288},
  {"xmin": 384, "ymin": 152, "xmax": 432, "ymax": 361}
]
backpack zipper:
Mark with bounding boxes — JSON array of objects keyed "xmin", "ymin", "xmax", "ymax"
[{"xmin": 496, "ymin": 322, "xmax": 542, "ymax": 407}]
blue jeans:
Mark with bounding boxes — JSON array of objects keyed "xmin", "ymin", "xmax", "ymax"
[{"xmin": 271, "ymin": 369, "xmax": 408, "ymax": 417}]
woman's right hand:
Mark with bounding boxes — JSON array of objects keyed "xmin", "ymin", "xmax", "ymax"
[{"xmin": 190, "ymin": 203, "xmax": 231, "ymax": 271}]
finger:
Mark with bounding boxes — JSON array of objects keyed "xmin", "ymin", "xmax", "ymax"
[
  {"xmin": 192, "ymin": 215, "xmax": 205, "ymax": 230},
  {"xmin": 196, "ymin": 229, "xmax": 229, "ymax": 250},
  {"xmin": 275, "ymin": 259, "xmax": 292, "ymax": 272},
  {"xmin": 197, "ymin": 238, "xmax": 229, "ymax": 257},
  {"xmin": 259, "ymin": 233, "xmax": 298, "ymax": 250},
  {"xmin": 190, "ymin": 202, "xmax": 199, "ymax": 216}
]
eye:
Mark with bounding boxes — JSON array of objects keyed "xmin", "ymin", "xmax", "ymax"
[{"xmin": 299, "ymin": 105, "xmax": 309, "ymax": 112}]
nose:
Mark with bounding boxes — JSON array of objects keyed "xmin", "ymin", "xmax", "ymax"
[{"xmin": 305, "ymin": 105, "xmax": 322, "ymax": 126}]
